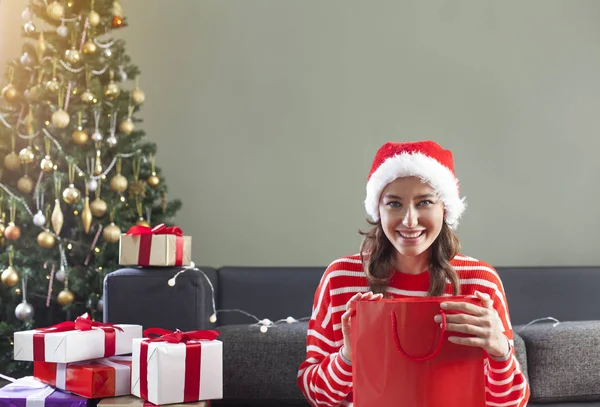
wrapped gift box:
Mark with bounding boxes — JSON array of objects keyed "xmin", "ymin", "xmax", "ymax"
[
  {"xmin": 119, "ymin": 224, "xmax": 192, "ymax": 267},
  {"xmin": 14, "ymin": 313, "xmax": 142, "ymax": 363},
  {"xmin": 34, "ymin": 356, "xmax": 132, "ymax": 398},
  {"xmin": 98, "ymin": 395, "xmax": 209, "ymax": 406},
  {"xmin": 131, "ymin": 329, "xmax": 222, "ymax": 405},
  {"xmin": 0, "ymin": 376, "xmax": 88, "ymax": 407}
]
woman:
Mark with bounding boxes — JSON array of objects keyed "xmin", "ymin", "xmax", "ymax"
[{"xmin": 297, "ymin": 140, "xmax": 530, "ymax": 407}]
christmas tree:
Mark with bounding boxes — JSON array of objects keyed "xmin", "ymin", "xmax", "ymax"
[{"xmin": 0, "ymin": 0, "xmax": 181, "ymax": 374}]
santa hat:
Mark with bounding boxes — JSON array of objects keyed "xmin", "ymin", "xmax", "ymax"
[{"xmin": 364, "ymin": 140, "xmax": 466, "ymax": 229}]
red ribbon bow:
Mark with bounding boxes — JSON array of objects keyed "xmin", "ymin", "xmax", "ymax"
[
  {"xmin": 33, "ymin": 313, "xmax": 124, "ymax": 361},
  {"xmin": 139, "ymin": 328, "xmax": 219, "ymax": 403},
  {"xmin": 143, "ymin": 328, "xmax": 219, "ymax": 343},
  {"xmin": 126, "ymin": 223, "xmax": 183, "ymax": 236},
  {"xmin": 126, "ymin": 224, "xmax": 185, "ymax": 266}
]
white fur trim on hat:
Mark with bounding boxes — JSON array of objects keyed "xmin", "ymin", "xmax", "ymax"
[{"xmin": 364, "ymin": 152, "xmax": 466, "ymax": 229}]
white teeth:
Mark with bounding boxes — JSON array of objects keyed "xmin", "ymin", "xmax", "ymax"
[{"xmin": 399, "ymin": 231, "xmax": 423, "ymax": 239}]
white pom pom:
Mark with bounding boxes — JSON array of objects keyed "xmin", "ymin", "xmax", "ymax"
[
  {"xmin": 167, "ymin": 278, "xmax": 175, "ymax": 287},
  {"xmin": 209, "ymin": 314, "xmax": 217, "ymax": 323},
  {"xmin": 259, "ymin": 325, "xmax": 268, "ymax": 333}
]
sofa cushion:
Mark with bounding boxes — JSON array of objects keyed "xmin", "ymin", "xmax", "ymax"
[
  {"xmin": 513, "ymin": 331, "xmax": 528, "ymax": 381},
  {"xmin": 216, "ymin": 267, "xmax": 324, "ymax": 326},
  {"xmin": 216, "ymin": 322, "xmax": 310, "ymax": 407},
  {"xmin": 517, "ymin": 320, "xmax": 600, "ymax": 403}
]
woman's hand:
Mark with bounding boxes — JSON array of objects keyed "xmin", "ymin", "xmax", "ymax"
[
  {"xmin": 340, "ymin": 291, "xmax": 384, "ymax": 363},
  {"xmin": 435, "ymin": 291, "xmax": 509, "ymax": 358}
]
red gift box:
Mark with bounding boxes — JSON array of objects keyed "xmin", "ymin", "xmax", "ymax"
[{"xmin": 34, "ymin": 356, "xmax": 132, "ymax": 398}]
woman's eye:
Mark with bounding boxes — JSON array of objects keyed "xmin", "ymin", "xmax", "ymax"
[
  {"xmin": 418, "ymin": 200, "xmax": 434, "ymax": 207},
  {"xmin": 387, "ymin": 201, "xmax": 401, "ymax": 208}
]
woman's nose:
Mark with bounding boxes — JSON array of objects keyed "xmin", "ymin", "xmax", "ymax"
[{"xmin": 402, "ymin": 206, "xmax": 418, "ymax": 228}]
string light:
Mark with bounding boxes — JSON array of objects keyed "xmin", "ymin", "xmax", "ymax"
[{"xmin": 167, "ymin": 263, "xmax": 310, "ymax": 334}]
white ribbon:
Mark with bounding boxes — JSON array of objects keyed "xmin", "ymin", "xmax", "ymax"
[
  {"xmin": 26, "ymin": 386, "xmax": 55, "ymax": 407},
  {"xmin": 56, "ymin": 363, "xmax": 67, "ymax": 390},
  {"xmin": 99, "ymin": 358, "xmax": 131, "ymax": 396}
]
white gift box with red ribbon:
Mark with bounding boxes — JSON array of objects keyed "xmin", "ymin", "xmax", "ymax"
[
  {"xmin": 13, "ymin": 313, "xmax": 142, "ymax": 363},
  {"xmin": 131, "ymin": 329, "xmax": 222, "ymax": 405}
]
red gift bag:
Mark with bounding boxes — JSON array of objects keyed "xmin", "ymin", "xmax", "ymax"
[{"xmin": 351, "ymin": 296, "xmax": 486, "ymax": 407}]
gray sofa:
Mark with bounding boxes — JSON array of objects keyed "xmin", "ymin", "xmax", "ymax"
[{"xmin": 104, "ymin": 265, "xmax": 600, "ymax": 407}]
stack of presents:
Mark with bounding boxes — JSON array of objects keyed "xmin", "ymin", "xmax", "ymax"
[{"xmin": 0, "ymin": 224, "xmax": 223, "ymax": 407}]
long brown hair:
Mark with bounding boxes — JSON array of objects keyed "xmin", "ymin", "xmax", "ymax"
[{"xmin": 359, "ymin": 221, "xmax": 461, "ymax": 296}]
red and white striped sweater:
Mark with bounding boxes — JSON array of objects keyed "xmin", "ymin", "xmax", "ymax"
[{"xmin": 297, "ymin": 254, "xmax": 530, "ymax": 407}]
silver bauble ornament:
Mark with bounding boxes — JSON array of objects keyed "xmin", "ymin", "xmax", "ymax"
[
  {"xmin": 24, "ymin": 21, "xmax": 36, "ymax": 34},
  {"xmin": 55, "ymin": 268, "xmax": 66, "ymax": 282},
  {"xmin": 106, "ymin": 135, "xmax": 117, "ymax": 148},
  {"xmin": 118, "ymin": 67, "xmax": 127, "ymax": 81},
  {"xmin": 20, "ymin": 52, "xmax": 34, "ymax": 66},
  {"xmin": 91, "ymin": 131, "xmax": 103, "ymax": 142},
  {"xmin": 56, "ymin": 24, "xmax": 68, "ymax": 37},
  {"xmin": 87, "ymin": 178, "xmax": 98, "ymax": 192},
  {"xmin": 15, "ymin": 301, "xmax": 34, "ymax": 321},
  {"xmin": 33, "ymin": 210, "xmax": 46, "ymax": 227}
]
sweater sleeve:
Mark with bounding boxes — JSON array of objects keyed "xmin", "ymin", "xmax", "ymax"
[
  {"xmin": 483, "ymin": 272, "xmax": 531, "ymax": 407},
  {"xmin": 297, "ymin": 268, "xmax": 353, "ymax": 407}
]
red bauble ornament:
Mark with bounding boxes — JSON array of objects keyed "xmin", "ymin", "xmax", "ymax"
[
  {"xmin": 112, "ymin": 16, "xmax": 123, "ymax": 28},
  {"xmin": 4, "ymin": 223, "xmax": 21, "ymax": 240}
]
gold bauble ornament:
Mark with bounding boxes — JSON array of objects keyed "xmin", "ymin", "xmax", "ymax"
[
  {"xmin": 119, "ymin": 118, "xmax": 134, "ymax": 135},
  {"xmin": 72, "ymin": 129, "xmax": 89, "ymax": 145},
  {"xmin": 4, "ymin": 223, "xmax": 21, "ymax": 240},
  {"xmin": 102, "ymin": 222, "xmax": 121, "ymax": 243},
  {"xmin": 65, "ymin": 47, "xmax": 81, "ymax": 65},
  {"xmin": 132, "ymin": 88, "xmax": 145, "ymax": 105},
  {"xmin": 110, "ymin": 174, "xmax": 128, "ymax": 193},
  {"xmin": 40, "ymin": 155, "xmax": 54, "ymax": 172},
  {"xmin": 104, "ymin": 81, "xmax": 120, "ymax": 100},
  {"xmin": 81, "ymin": 89, "xmax": 95, "ymax": 104},
  {"xmin": 57, "ymin": 289, "xmax": 75, "ymax": 306},
  {"xmin": 147, "ymin": 172, "xmax": 160, "ymax": 188},
  {"xmin": 62, "ymin": 184, "xmax": 81, "ymax": 204},
  {"xmin": 45, "ymin": 78, "xmax": 60, "ymax": 93},
  {"xmin": 52, "ymin": 109, "xmax": 70, "ymax": 128},
  {"xmin": 81, "ymin": 197, "xmax": 92, "ymax": 233},
  {"xmin": 46, "ymin": 1, "xmax": 64, "ymax": 21},
  {"xmin": 2, "ymin": 84, "xmax": 19, "ymax": 103},
  {"xmin": 136, "ymin": 218, "xmax": 150, "ymax": 227},
  {"xmin": 1, "ymin": 266, "xmax": 19, "ymax": 287},
  {"xmin": 19, "ymin": 146, "xmax": 35, "ymax": 164},
  {"xmin": 83, "ymin": 40, "xmax": 97, "ymax": 54},
  {"xmin": 17, "ymin": 175, "xmax": 34, "ymax": 194},
  {"xmin": 37, "ymin": 230, "xmax": 55, "ymax": 248},
  {"xmin": 4, "ymin": 152, "xmax": 21, "ymax": 171},
  {"xmin": 88, "ymin": 10, "xmax": 101, "ymax": 26},
  {"xmin": 90, "ymin": 198, "xmax": 107, "ymax": 217},
  {"xmin": 28, "ymin": 84, "xmax": 44, "ymax": 102}
]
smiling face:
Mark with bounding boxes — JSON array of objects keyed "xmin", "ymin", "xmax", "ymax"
[{"xmin": 378, "ymin": 176, "xmax": 445, "ymax": 261}]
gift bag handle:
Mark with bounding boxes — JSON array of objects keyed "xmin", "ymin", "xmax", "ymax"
[{"xmin": 390, "ymin": 309, "xmax": 446, "ymax": 362}]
